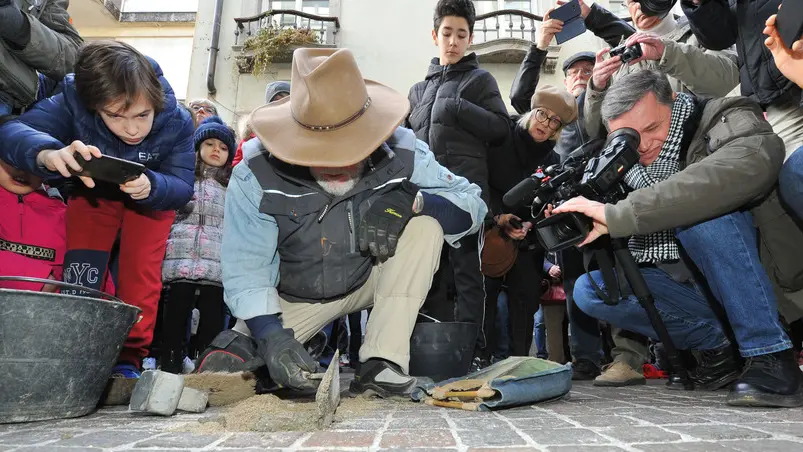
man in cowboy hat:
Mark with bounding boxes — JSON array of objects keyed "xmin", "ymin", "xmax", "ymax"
[{"xmin": 221, "ymin": 48, "xmax": 487, "ymax": 396}]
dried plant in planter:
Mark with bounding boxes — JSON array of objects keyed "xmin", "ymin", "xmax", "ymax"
[{"xmin": 242, "ymin": 26, "xmax": 318, "ymax": 75}]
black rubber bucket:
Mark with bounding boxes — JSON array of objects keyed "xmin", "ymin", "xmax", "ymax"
[
  {"xmin": 0, "ymin": 277, "xmax": 140, "ymax": 423},
  {"xmin": 409, "ymin": 320, "xmax": 479, "ymax": 383}
]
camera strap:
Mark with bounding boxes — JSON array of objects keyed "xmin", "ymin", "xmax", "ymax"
[{"xmin": 582, "ymin": 245, "xmax": 622, "ymax": 306}]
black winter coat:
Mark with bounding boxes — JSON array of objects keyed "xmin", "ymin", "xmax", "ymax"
[
  {"xmin": 681, "ymin": 0, "xmax": 801, "ymax": 108},
  {"xmin": 407, "ymin": 53, "xmax": 510, "ymax": 201}
]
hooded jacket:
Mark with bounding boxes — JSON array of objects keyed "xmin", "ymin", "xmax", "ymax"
[
  {"xmin": 407, "ymin": 53, "xmax": 509, "ymax": 201},
  {"xmin": 0, "ymin": 58, "xmax": 195, "ymax": 211},
  {"xmin": 0, "ymin": 185, "xmax": 66, "ymax": 291}
]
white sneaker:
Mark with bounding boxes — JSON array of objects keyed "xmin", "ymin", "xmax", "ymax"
[
  {"xmin": 182, "ymin": 356, "xmax": 196, "ymax": 374},
  {"xmin": 142, "ymin": 357, "xmax": 157, "ymax": 371}
]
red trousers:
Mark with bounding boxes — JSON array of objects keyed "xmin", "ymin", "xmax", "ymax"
[{"xmin": 64, "ymin": 196, "xmax": 175, "ymax": 366}]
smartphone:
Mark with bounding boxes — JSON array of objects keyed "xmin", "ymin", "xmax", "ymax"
[
  {"xmin": 550, "ymin": 0, "xmax": 586, "ymax": 45},
  {"xmin": 70, "ymin": 153, "xmax": 146, "ymax": 185},
  {"xmin": 777, "ymin": 1, "xmax": 803, "ymax": 49}
]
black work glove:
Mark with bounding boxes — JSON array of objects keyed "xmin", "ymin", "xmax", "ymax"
[
  {"xmin": 359, "ymin": 180, "xmax": 419, "ymax": 259},
  {"xmin": 255, "ymin": 328, "xmax": 320, "ymax": 391}
]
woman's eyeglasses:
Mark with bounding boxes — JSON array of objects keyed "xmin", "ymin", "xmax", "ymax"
[
  {"xmin": 190, "ymin": 104, "xmax": 217, "ymax": 115},
  {"xmin": 534, "ymin": 109, "xmax": 563, "ymax": 131}
]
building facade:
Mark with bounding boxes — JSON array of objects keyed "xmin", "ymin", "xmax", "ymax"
[{"xmin": 186, "ymin": 0, "xmax": 633, "ymax": 125}]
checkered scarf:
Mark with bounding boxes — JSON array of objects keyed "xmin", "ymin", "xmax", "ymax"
[{"xmin": 622, "ymin": 92, "xmax": 695, "ymax": 264}]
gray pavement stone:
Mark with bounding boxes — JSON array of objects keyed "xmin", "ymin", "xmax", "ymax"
[
  {"xmin": 387, "ymin": 416, "xmax": 449, "ymax": 429},
  {"xmin": 547, "ymin": 447, "xmax": 631, "ymax": 452},
  {"xmin": 729, "ymin": 439, "xmax": 803, "ymax": 451},
  {"xmin": 522, "ymin": 427, "xmax": 610, "ymax": 446},
  {"xmin": 467, "ymin": 448, "xmax": 539, "ymax": 452},
  {"xmin": 618, "ymin": 408, "xmax": 712, "ymax": 425},
  {"xmin": 303, "ymin": 430, "xmax": 377, "ymax": 448},
  {"xmin": 457, "ymin": 428, "xmax": 528, "ymax": 447},
  {"xmin": 507, "ymin": 417, "xmax": 576, "ymax": 429},
  {"xmin": 451, "ymin": 418, "xmax": 511, "ymax": 430},
  {"xmin": 741, "ymin": 422, "xmax": 803, "ymax": 437},
  {"xmin": 565, "ymin": 415, "xmax": 642, "ymax": 427},
  {"xmin": 662, "ymin": 424, "xmax": 772, "ymax": 440},
  {"xmin": 601, "ymin": 425, "xmax": 683, "ymax": 443},
  {"xmin": 0, "ymin": 430, "xmax": 83, "ymax": 446},
  {"xmin": 134, "ymin": 432, "xmax": 222, "ymax": 448},
  {"xmin": 12, "ymin": 448, "xmax": 104, "ymax": 452},
  {"xmin": 379, "ymin": 429, "xmax": 456, "ymax": 449},
  {"xmin": 216, "ymin": 431, "xmax": 304, "ymax": 448},
  {"xmin": 52, "ymin": 431, "xmax": 156, "ymax": 448},
  {"xmin": 631, "ymin": 443, "xmax": 737, "ymax": 452}
]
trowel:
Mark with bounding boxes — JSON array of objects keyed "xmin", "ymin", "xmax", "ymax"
[{"xmin": 309, "ymin": 349, "xmax": 341, "ymax": 429}]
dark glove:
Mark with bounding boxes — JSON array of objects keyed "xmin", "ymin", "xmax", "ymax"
[
  {"xmin": 255, "ymin": 328, "xmax": 320, "ymax": 391},
  {"xmin": 359, "ymin": 180, "xmax": 419, "ymax": 259}
]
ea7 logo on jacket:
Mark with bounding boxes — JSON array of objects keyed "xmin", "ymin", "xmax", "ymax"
[{"xmin": 138, "ymin": 152, "xmax": 160, "ymax": 163}]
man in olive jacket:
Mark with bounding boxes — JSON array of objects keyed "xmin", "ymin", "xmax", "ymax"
[
  {"xmin": 555, "ymin": 70, "xmax": 803, "ymax": 408},
  {"xmin": 0, "ymin": 0, "xmax": 82, "ymax": 115}
]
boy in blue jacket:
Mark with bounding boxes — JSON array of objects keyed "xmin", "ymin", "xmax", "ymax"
[{"xmin": 0, "ymin": 40, "xmax": 195, "ymax": 378}]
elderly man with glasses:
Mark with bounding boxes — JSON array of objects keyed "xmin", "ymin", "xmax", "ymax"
[{"xmin": 187, "ymin": 99, "xmax": 219, "ymax": 124}]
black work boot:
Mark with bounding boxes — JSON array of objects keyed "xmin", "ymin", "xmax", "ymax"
[
  {"xmin": 572, "ymin": 359, "xmax": 601, "ymax": 381},
  {"xmin": 727, "ymin": 349, "xmax": 803, "ymax": 407},
  {"xmin": 690, "ymin": 346, "xmax": 741, "ymax": 390},
  {"xmin": 349, "ymin": 359, "xmax": 433, "ymax": 398}
]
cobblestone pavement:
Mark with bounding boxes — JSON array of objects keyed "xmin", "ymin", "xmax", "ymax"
[{"xmin": 2, "ymin": 380, "xmax": 803, "ymax": 451}]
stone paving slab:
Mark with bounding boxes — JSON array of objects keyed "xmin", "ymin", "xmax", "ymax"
[{"xmin": 2, "ymin": 381, "xmax": 803, "ymax": 451}]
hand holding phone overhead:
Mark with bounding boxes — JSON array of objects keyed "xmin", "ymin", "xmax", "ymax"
[{"xmin": 550, "ymin": 0, "xmax": 586, "ymax": 44}]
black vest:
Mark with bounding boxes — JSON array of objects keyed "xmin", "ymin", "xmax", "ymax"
[{"xmin": 248, "ymin": 131, "xmax": 416, "ymax": 303}]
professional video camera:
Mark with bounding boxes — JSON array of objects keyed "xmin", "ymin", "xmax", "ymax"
[{"xmin": 502, "ymin": 128, "xmax": 641, "ymax": 252}]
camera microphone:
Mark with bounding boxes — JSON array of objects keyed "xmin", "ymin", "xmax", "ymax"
[{"xmin": 503, "ymin": 176, "xmax": 541, "ymax": 210}]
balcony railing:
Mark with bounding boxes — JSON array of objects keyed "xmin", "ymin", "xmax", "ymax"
[
  {"xmin": 234, "ymin": 9, "xmax": 341, "ymax": 46},
  {"xmin": 473, "ymin": 9, "xmax": 544, "ymax": 44}
]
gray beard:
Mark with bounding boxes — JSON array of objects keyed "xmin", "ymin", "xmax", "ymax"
[{"xmin": 314, "ymin": 178, "xmax": 359, "ymax": 197}]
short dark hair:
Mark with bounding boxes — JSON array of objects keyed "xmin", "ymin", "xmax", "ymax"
[
  {"xmin": 433, "ymin": 0, "xmax": 476, "ymax": 34},
  {"xmin": 74, "ymin": 40, "xmax": 165, "ymax": 113}
]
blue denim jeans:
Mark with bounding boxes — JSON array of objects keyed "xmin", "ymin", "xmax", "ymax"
[
  {"xmin": 565, "ymin": 276, "xmax": 604, "ymax": 364},
  {"xmin": 0, "ymin": 102, "xmax": 11, "ymax": 116},
  {"xmin": 533, "ymin": 306, "xmax": 547, "ymax": 359},
  {"xmin": 574, "ymin": 212, "xmax": 791, "ymax": 357},
  {"xmin": 780, "ymin": 146, "xmax": 803, "ymax": 221}
]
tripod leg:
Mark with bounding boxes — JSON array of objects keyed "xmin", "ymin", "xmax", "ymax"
[{"xmin": 611, "ymin": 239, "xmax": 694, "ymax": 390}]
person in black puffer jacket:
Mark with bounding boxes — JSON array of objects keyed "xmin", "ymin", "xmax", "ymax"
[
  {"xmin": 681, "ymin": 0, "xmax": 803, "ymax": 157},
  {"xmin": 407, "ymin": 0, "xmax": 509, "ymax": 355},
  {"xmin": 479, "ymin": 85, "xmax": 578, "ymax": 364}
]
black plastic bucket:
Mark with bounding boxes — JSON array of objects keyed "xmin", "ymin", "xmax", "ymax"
[
  {"xmin": 0, "ymin": 277, "xmax": 140, "ymax": 423},
  {"xmin": 409, "ymin": 321, "xmax": 479, "ymax": 383}
]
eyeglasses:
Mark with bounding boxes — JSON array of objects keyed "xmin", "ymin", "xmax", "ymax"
[
  {"xmin": 566, "ymin": 68, "xmax": 593, "ymax": 78},
  {"xmin": 190, "ymin": 104, "xmax": 217, "ymax": 115},
  {"xmin": 534, "ymin": 109, "xmax": 563, "ymax": 131}
]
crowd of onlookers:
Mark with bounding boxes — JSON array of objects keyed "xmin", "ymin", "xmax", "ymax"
[{"xmin": 3, "ymin": 0, "xmax": 803, "ymax": 406}]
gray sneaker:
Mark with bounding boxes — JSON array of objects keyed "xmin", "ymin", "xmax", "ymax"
[{"xmin": 349, "ymin": 359, "xmax": 433, "ymax": 398}]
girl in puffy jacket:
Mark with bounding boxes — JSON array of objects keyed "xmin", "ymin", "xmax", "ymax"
[
  {"xmin": 159, "ymin": 116, "xmax": 235, "ymax": 374},
  {"xmin": 0, "ymin": 40, "xmax": 195, "ymax": 378}
]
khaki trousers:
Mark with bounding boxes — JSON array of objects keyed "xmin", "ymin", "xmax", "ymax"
[
  {"xmin": 234, "ymin": 216, "xmax": 444, "ymax": 373},
  {"xmin": 542, "ymin": 304, "xmax": 567, "ymax": 364}
]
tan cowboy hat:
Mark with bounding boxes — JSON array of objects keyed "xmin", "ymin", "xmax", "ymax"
[{"xmin": 248, "ymin": 48, "xmax": 410, "ymax": 167}]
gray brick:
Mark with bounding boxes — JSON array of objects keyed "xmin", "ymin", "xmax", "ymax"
[
  {"xmin": 663, "ymin": 424, "xmax": 772, "ymax": 441},
  {"xmin": 457, "ymin": 428, "xmax": 527, "ymax": 447},
  {"xmin": 498, "ymin": 408, "xmax": 552, "ymax": 419},
  {"xmin": 631, "ymin": 443, "xmax": 736, "ymax": 452},
  {"xmin": 602, "ymin": 426, "xmax": 683, "ymax": 443},
  {"xmin": 53, "ymin": 431, "xmax": 155, "ymax": 448},
  {"xmin": 379, "ymin": 429, "xmax": 455, "ymax": 449},
  {"xmin": 730, "ymin": 440, "xmax": 803, "ymax": 451},
  {"xmin": 566, "ymin": 415, "xmax": 641, "ymax": 427},
  {"xmin": 741, "ymin": 422, "xmax": 803, "ymax": 437},
  {"xmin": 0, "ymin": 430, "xmax": 81, "ymax": 446},
  {"xmin": 547, "ymin": 447, "xmax": 630, "ymax": 452},
  {"xmin": 619, "ymin": 409, "xmax": 711, "ymax": 425},
  {"xmin": 217, "ymin": 431, "xmax": 304, "ymax": 448},
  {"xmin": 332, "ymin": 420, "xmax": 387, "ymax": 431},
  {"xmin": 134, "ymin": 432, "xmax": 221, "ymax": 448},
  {"xmin": 522, "ymin": 428, "xmax": 609, "ymax": 446},
  {"xmin": 508, "ymin": 417, "xmax": 576, "ymax": 429},
  {"xmin": 12, "ymin": 448, "xmax": 103, "ymax": 452},
  {"xmin": 695, "ymin": 412, "xmax": 776, "ymax": 424},
  {"xmin": 387, "ymin": 416, "xmax": 449, "ymax": 429},
  {"xmin": 467, "ymin": 448, "xmax": 539, "ymax": 452},
  {"xmin": 452, "ymin": 419, "xmax": 510, "ymax": 430}
]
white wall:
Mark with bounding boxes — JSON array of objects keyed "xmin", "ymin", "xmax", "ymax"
[
  {"xmin": 122, "ymin": 0, "xmax": 198, "ymax": 13},
  {"xmin": 118, "ymin": 37, "xmax": 195, "ymax": 100}
]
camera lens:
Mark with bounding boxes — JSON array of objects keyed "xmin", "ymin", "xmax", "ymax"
[{"xmin": 555, "ymin": 222, "xmax": 578, "ymax": 241}]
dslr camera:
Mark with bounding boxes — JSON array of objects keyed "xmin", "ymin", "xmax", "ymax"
[
  {"xmin": 502, "ymin": 128, "xmax": 641, "ymax": 253},
  {"xmin": 610, "ymin": 43, "xmax": 644, "ymax": 64}
]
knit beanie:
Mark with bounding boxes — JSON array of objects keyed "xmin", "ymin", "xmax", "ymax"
[
  {"xmin": 194, "ymin": 116, "xmax": 236, "ymax": 162},
  {"xmin": 530, "ymin": 85, "xmax": 578, "ymax": 124}
]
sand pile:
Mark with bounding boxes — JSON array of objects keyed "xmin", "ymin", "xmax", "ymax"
[{"xmin": 176, "ymin": 393, "xmax": 391, "ymax": 433}]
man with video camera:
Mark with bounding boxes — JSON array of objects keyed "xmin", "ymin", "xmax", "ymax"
[{"xmin": 552, "ymin": 70, "xmax": 803, "ymax": 407}]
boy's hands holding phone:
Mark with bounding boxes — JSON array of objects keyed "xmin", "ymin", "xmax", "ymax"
[
  {"xmin": 37, "ymin": 141, "xmax": 102, "ymax": 188},
  {"xmin": 119, "ymin": 174, "xmax": 151, "ymax": 200}
]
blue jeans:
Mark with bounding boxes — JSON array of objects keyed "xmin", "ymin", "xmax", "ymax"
[
  {"xmin": 533, "ymin": 307, "xmax": 547, "ymax": 358},
  {"xmin": 0, "ymin": 102, "xmax": 11, "ymax": 116},
  {"xmin": 565, "ymin": 276, "xmax": 604, "ymax": 364},
  {"xmin": 780, "ymin": 146, "xmax": 803, "ymax": 221},
  {"xmin": 574, "ymin": 212, "xmax": 791, "ymax": 357},
  {"xmin": 494, "ymin": 290, "xmax": 511, "ymax": 360}
]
